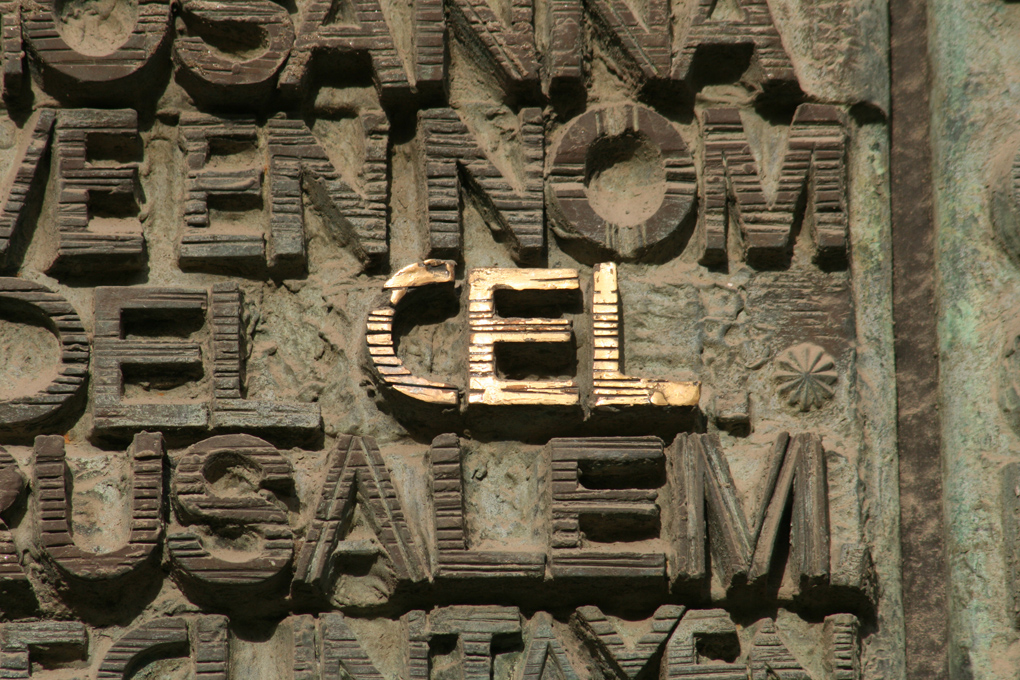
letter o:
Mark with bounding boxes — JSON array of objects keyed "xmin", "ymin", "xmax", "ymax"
[
  {"xmin": 548, "ymin": 105, "xmax": 696, "ymax": 259},
  {"xmin": 24, "ymin": 0, "xmax": 170, "ymax": 98}
]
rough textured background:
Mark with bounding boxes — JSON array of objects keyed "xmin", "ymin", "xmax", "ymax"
[
  {"xmin": 0, "ymin": 0, "xmax": 904, "ymax": 675},
  {"xmin": 930, "ymin": 0, "xmax": 1020, "ymax": 675}
]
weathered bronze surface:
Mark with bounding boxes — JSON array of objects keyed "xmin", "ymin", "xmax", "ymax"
[{"xmin": 0, "ymin": 0, "xmax": 979, "ymax": 674}]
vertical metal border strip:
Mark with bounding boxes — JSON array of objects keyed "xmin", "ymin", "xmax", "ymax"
[{"xmin": 890, "ymin": 0, "xmax": 950, "ymax": 675}]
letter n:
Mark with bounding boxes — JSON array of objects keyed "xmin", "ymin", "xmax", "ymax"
[{"xmin": 419, "ymin": 108, "xmax": 544, "ymax": 264}]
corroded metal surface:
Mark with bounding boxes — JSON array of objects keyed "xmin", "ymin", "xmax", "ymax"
[{"xmin": 0, "ymin": 0, "xmax": 915, "ymax": 676}]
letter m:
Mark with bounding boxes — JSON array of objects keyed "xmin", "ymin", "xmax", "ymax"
[
  {"xmin": 699, "ymin": 105, "xmax": 849, "ymax": 267},
  {"xmin": 670, "ymin": 432, "xmax": 829, "ymax": 592}
]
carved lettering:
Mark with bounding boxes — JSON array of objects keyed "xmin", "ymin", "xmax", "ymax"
[
  {"xmin": 268, "ymin": 111, "xmax": 389, "ymax": 267},
  {"xmin": 179, "ymin": 114, "xmax": 265, "ymax": 268},
  {"xmin": 369, "ymin": 265, "xmax": 704, "ymax": 414},
  {"xmin": 519, "ymin": 613, "xmax": 581, "ymax": 680},
  {"xmin": 97, "ymin": 615, "xmax": 228, "ymax": 680},
  {"xmin": 321, "ymin": 612, "xmax": 388, "ymax": 680},
  {"xmin": 548, "ymin": 105, "xmax": 696, "ymax": 260},
  {"xmin": 747, "ymin": 619, "xmax": 812, "ymax": 679},
  {"xmin": 92, "ymin": 286, "xmax": 209, "ymax": 433},
  {"xmin": 194, "ymin": 615, "xmax": 230, "ymax": 680},
  {"xmin": 0, "ymin": 1, "xmax": 877, "ymax": 668},
  {"xmin": 92, "ymin": 284, "xmax": 320, "ymax": 437},
  {"xmin": 0, "ymin": 621, "xmax": 88, "ymax": 678},
  {"xmin": 0, "ymin": 110, "xmax": 54, "ymax": 268},
  {"xmin": 587, "ymin": 0, "xmax": 670, "ymax": 81},
  {"xmin": 176, "ymin": 112, "xmax": 389, "ymax": 270},
  {"xmin": 209, "ymin": 283, "xmax": 321, "ymax": 432},
  {"xmin": 32, "ymin": 432, "xmax": 163, "ymax": 580},
  {"xmin": 663, "ymin": 609, "xmax": 742, "ymax": 680},
  {"xmin": 168, "ymin": 434, "xmax": 294, "ymax": 591},
  {"xmin": 366, "ymin": 260, "xmax": 461, "ymax": 405},
  {"xmin": 420, "ymin": 108, "xmax": 544, "ymax": 263},
  {"xmin": 97, "ymin": 618, "xmax": 188, "ymax": 679},
  {"xmin": 406, "ymin": 610, "xmax": 429, "ymax": 680},
  {"xmin": 0, "ymin": 449, "xmax": 26, "ymax": 585},
  {"xmin": 670, "ymin": 432, "xmax": 830, "ymax": 591},
  {"xmin": 24, "ymin": 0, "xmax": 170, "ymax": 99},
  {"xmin": 173, "ymin": 0, "xmax": 294, "ymax": 104},
  {"xmin": 49, "ymin": 109, "xmax": 144, "ymax": 273},
  {"xmin": 468, "ymin": 268, "xmax": 579, "ymax": 406},
  {"xmin": 414, "ymin": 0, "xmax": 444, "ymax": 90},
  {"xmin": 1, "ymin": 0, "xmax": 24, "ymax": 96},
  {"xmin": 572, "ymin": 605, "xmax": 684, "ymax": 680},
  {"xmin": 76, "ymin": 610, "xmax": 861, "ymax": 680},
  {"xmin": 825, "ymin": 614, "xmax": 861, "ymax": 680},
  {"xmin": 428, "ymin": 606, "xmax": 523, "ymax": 680},
  {"xmin": 280, "ymin": 0, "xmax": 412, "ymax": 100},
  {"xmin": 292, "ymin": 615, "xmax": 318, "ymax": 680},
  {"xmin": 549, "ymin": 437, "xmax": 666, "ymax": 578},
  {"xmin": 543, "ymin": 0, "xmax": 581, "ymax": 90},
  {"xmin": 429, "ymin": 434, "xmax": 545, "ymax": 577},
  {"xmin": 0, "ymin": 278, "xmax": 88, "ymax": 434},
  {"xmin": 672, "ymin": 0, "xmax": 796, "ymax": 90},
  {"xmin": 544, "ymin": 0, "xmax": 670, "ymax": 88},
  {"xmin": 447, "ymin": 0, "xmax": 540, "ymax": 90},
  {"xmin": 292, "ymin": 434, "xmax": 428, "ymax": 604},
  {"xmin": 664, "ymin": 610, "xmax": 860, "ymax": 680},
  {"xmin": 698, "ymin": 105, "xmax": 849, "ymax": 266},
  {"xmin": 591, "ymin": 263, "xmax": 699, "ymax": 408},
  {"xmin": 214, "ymin": 283, "xmax": 269, "ymax": 415}
]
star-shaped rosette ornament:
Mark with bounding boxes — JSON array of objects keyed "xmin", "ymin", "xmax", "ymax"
[{"xmin": 773, "ymin": 342, "xmax": 838, "ymax": 412}]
